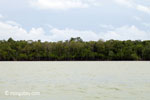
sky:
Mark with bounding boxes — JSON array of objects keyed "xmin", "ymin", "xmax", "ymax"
[{"xmin": 0, "ymin": 0, "xmax": 150, "ymax": 41}]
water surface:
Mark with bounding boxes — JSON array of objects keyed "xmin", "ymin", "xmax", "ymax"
[{"xmin": 0, "ymin": 62, "xmax": 150, "ymax": 100}]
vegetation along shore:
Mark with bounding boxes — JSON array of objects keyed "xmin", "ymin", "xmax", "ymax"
[{"xmin": 0, "ymin": 37, "xmax": 150, "ymax": 61}]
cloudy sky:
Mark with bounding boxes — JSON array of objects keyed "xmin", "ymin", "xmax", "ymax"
[{"xmin": 0, "ymin": 0, "xmax": 150, "ymax": 41}]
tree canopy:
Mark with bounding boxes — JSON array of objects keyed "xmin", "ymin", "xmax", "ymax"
[{"xmin": 0, "ymin": 37, "xmax": 150, "ymax": 61}]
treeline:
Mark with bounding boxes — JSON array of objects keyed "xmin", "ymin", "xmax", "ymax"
[{"xmin": 0, "ymin": 37, "xmax": 150, "ymax": 61}]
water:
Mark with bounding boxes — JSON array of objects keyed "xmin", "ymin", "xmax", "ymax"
[{"xmin": 0, "ymin": 61, "xmax": 150, "ymax": 100}]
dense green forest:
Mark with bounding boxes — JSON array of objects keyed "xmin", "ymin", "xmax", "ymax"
[{"xmin": 0, "ymin": 37, "xmax": 150, "ymax": 61}]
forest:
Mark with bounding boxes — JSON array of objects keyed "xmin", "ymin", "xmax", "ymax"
[{"xmin": 0, "ymin": 37, "xmax": 150, "ymax": 61}]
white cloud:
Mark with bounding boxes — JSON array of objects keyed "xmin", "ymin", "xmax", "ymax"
[
  {"xmin": 114, "ymin": 0, "xmax": 150, "ymax": 14},
  {"xmin": 29, "ymin": 0, "xmax": 101, "ymax": 10},
  {"xmin": 142, "ymin": 23, "xmax": 150, "ymax": 28},
  {"xmin": 136, "ymin": 5, "xmax": 150, "ymax": 14},
  {"xmin": 39, "ymin": 25, "xmax": 150, "ymax": 41},
  {"xmin": 29, "ymin": 0, "xmax": 150, "ymax": 14},
  {"xmin": 0, "ymin": 20, "xmax": 150, "ymax": 41},
  {"xmin": 0, "ymin": 20, "xmax": 100, "ymax": 41},
  {"xmin": 114, "ymin": 0, "xmax": 133, "ymax": 7},
  {"xmin": 6, "ymin": 21, "xmax": 21, "ymax": 26},
  {"xmin": 103, "ymin": 25, "xmax": 150, "ymax": 40},
  {"xmin": 0, "ymin": 21, "xmax": 51, "ymax": 41},
  {"xmin": 49, "ymin": 28, "xmax": 99, "ymax": 41}
]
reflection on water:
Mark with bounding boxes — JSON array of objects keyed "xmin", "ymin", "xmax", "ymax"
[{"xmin": 0, "ymin": 62, "xmax": 150, "ymax": 100}]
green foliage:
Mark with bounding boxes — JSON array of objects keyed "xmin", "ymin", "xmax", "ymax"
[{"xmin": 0, "ymin": 37, "xmax": 150, "ymax": 61}]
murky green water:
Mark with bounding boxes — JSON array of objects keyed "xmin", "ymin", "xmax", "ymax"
[{"xmin": 0, "ymin": 62, "xmax": 150, "ymax": 100}]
